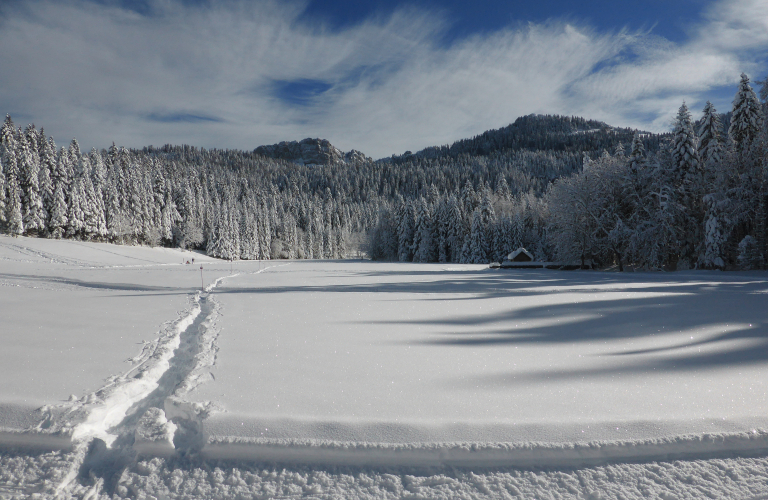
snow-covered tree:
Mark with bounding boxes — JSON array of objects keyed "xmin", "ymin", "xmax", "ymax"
[
  {"xmin": 698, "ymin": 101, "xmax": 723, "ymax": 169},
  {"xmin": 672, "ymin": 102, "xmax": 701, "ymax": 196},
  {"xmin": 628, "ymin": 133, "xmax": 645, "ymax": 176},
  {"xmin": 738, "ymin": 235, "xmax": 764, "ymax": 269},
  {"xmin": 49, "ymin": 180, "xmax": 68, "ymax": 239},
  {"xmin": 700, "ymin": 194, "xmax": 727, "ymax": 269},
  {"xmin": 729, "ymin": 73, "xmax": 763, "ymax": 152},
  {"xmin": 468, "ymin": 209, "xmax": 488, "ymax": 263}
]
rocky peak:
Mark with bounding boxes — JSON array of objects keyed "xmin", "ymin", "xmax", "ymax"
[{"xmin": 254, "ymin": 138, "xmax": 370, "ymax": 166}]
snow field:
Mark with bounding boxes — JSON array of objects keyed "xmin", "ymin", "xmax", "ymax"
[
  {"xmin": 191, "ymin": 261, "xmax": 768, "ymax": 461},
  {"xmin": 0, "ymin": 235, "xmax": 222, "ymax": 411},
  {"xmin": 2, "ymin": 236, "xmax": 768, "ymax": 498}
]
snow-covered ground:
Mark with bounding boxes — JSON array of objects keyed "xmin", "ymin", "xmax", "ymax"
[
  {"xmin": 198, "ymin": 262, "xmax": 768, "ymax": 448},
  {"xmin": 1, "ymin": 235, "xmax": 768, "ymax": 499}
]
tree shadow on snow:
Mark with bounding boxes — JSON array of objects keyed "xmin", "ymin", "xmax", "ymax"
[
  {"xmin": 378, "ymin": 275, "xmax": 768, "ymax": 382},
  {"xmin": 214, "ymin": 267, "xmax": 768, "ymax": 379}
]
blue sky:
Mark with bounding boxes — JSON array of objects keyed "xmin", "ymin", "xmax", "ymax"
[
  {"xmin": 1, "ymin": 0, "xmax": 766, "ymax": 158},
  {"xmin": 300, "ymin": 0, "xmax": 708, "ymax": 43}
]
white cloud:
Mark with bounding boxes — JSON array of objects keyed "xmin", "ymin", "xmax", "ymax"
[{"xmin": 0, "ymin": 0, "xmax": 766, "ymax": 158}]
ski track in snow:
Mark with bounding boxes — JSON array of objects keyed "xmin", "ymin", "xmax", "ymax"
[
  {"xmin": 36, "ymin": 263, "xmax": 290, "ymax": 498},
  {"xmin": 42, "ymin": 272, "xmax": 238, "ymax": 498}
]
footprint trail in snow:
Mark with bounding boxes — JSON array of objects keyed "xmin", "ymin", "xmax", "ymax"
[{"xmin": 49, "ymin": 266, "xmax": 280, "ymax": 498}]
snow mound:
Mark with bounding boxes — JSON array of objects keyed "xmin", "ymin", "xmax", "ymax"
[{"xmin": 134, "ymin": 408, "xmax": 176, "ymax": 458}]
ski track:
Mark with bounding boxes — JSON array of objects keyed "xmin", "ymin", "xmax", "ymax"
[
  {"xmin": 40, "ymin": 263, "xmax": 287, "ymax": 498},
  {"xmin": 42, "ymin": 271, "xmax": 237, "ymax": 498}
]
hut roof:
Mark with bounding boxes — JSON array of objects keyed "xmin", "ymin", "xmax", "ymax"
[{"xmin": 508, "ymin": 247, "xmax": 534, "ymax": 262}]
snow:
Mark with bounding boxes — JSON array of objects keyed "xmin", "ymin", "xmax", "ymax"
[
  {"xmin": 0, "ymin": 236, "xmax": 219, "ymax": 412},
  {"xmin": 2, "ymin": 235, "xmax": 768, "ymax": 497},
  {"xmin": 192, "ymin": 261, "xmax": 768, "ymax": 455}
]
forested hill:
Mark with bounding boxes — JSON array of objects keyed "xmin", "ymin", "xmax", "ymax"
[
  {"xmin": 388, "ymin": 114, "xmax": 668, "ymax": 163},
  {"xmin": 4, "ymin": 71, "xmax": 763, "ymax": 272}
]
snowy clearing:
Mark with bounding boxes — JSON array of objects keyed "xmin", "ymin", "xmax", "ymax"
[
  {"xmin": 194, "ymin": 261, "xmax": 768, "ymax": 458},
  {"xmin": 1, "ymin": 235, "xmax": 768, "ymax": 498}
]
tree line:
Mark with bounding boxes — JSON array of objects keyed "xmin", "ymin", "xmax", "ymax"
[
  {"xmin": 369, "ymin": 73, "xmax": 767, "ymax": 270},
  {"xmin": 1, "ymin": 73, "xmax": 764, "ymax": 270}
]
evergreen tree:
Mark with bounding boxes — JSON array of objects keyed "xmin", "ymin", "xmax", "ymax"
[
  {"xmin": 66, "ymin": 177, "xmax": 85, "ymax": 238},
  {"xmin": 672, "ymin": 102, "xmax": 703, "ymax": 263},
  {"xmin": 729, "ymin": 73, "xmax": 762, "ymax": 152},
  {"xmin": 495, "ymin": 176, "xmax": 512, "ymax": 200},
  {"xmin": 413, "ymin": 198, "xmax": 434, "ymax": 262},
  {"xmin": 698, "ymin": 101, "xmax": 723, "ymax": 169},
  {"xmin": 18, "ymin": 126, "xmax": 46, "ymax": 234},
  {"xmin": 38, "ymin": 138, "xmax": 55, "ymax": 230},
  {"xmin": 396, "ymin": 199, "xmax": 414, "ymax": 262},
  {"xmin": 700, "ymin": 194, "xmax": 727, "ymax": 269},
  {"xmin": 628, "ymin": 133, "xmax": 645, "ymax": 177},
  {"xmin": 49, "ymin": 180, "xmax": 68, "ymax": 239},
  {"xmin": 672, "ymin": 102, "xmax": 701, "ymax": 197},
  {"xmin": 468, "ymin": 209, "xmax": 488, "ymax": 263},
  {"xmin": 1, "ymin": 118, "xmax": 23, "ymax": 235},
  {"xmin": 0, "ymin": 156, "xmax": 6, "ymax": 225},
  {"xmin": 738, "ymin": 235, "xmax": 764, "ymax": 269}
]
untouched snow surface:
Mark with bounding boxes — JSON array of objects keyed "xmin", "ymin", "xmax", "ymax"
[{"xmin": 2, "ymin": 235, "xmax": 768, "ymax": 498}]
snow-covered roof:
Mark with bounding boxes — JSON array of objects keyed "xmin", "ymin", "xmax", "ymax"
[{"xmin": 507, "ymin": 247, "xmax": 534, "ymax": 262}]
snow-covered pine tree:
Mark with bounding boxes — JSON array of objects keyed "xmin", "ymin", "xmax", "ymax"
[
  {"xmin": 396, "ymin": 198, "xmax": 414, "ymax": 262},
  {"xmin": 495, "ymin": 176, "xmax": 512, "ymax": 201},
  {"xmin": 490, "ymin": 218, "xmax": 506, "ymax": 263},
  {"xmin": 228, "ymin": 198, "xmax": 241, "ymax": 260},
  {"xmin": 259, "ymin": 204, "xmax": 272, "ymax": 260},
  {"xmin": 66, "ymin": 177, "xmax": 85, "ymax": 238},
  {"xmin": 80, "ymin": 156, "xmax": 101, "ymax": 239},
  {"xmin": 49, "ymin": 179, "xmax": 68, "ymax": 239},
  {"xmin": 460, "ymin": 180, "xmax": 477, "ymax": 214},
  {"xmin": 38, "ymin": 137, "xmax": 55, "ymax": 231},
  {"xmin": 672, "ymin": 102, "xmax": 703, "ymax": 264},
  {"xmin": 413, "ymin": 198, "xmax": 434, "ymax": 263},
  {"xmin": 737, "ymin": 235, "xmax": 764, "ymax": 269},
  {"xmin": 206, "ymin": 198, "xmax": 225, "ymax": 258},
  {"xmin": 468, "ymin": 209, "xmax": 488, "ymax": 263},
  {"xmin": 19, "ymin": 126, "xmax": 45, "ymax": 235},
  {"xmin": 0, "ymin": 156, "xmax": 6, "ymax": 225},
  {"xmin": 160, "ymin": 180, "xmax": 180, "ymax": 243},
  {"xmin": 672, "ymin": 102, "xmax": 701, "ymax": 197},
  {"xmin": 5, "ymin": 180, "xmax": 23, "ymax": 236},
  {"xmin": 446, "ymin": 195, "xmax": 465, "ymax": 262},
  {"xmin": 700, "ymin": 194, "xmax": 727, "ymax": 269},
  {"xmin": 729, "ymin": 73, "xmax": 763, "ymax": 153},
  {"xmin": 1, "ymin": 118, "xmax": 23, "ymax": 236},
  {"xmin": 432, "ymin": 198, "xmax": 446, "ymax": 263},
  {"xmin": 89, "ymin": 149, "xmax": 108, "ymax": 238},
  {"xmin": 628, "ymin": 133, "xmax": 645, "ymax": 177},
  {"xmin": 104, "ymin": 177, "xmax": 124, "ymax": 242},
  {"xmin": 698, "ymin": 101, "xmax": 723, "ymax": 169}
]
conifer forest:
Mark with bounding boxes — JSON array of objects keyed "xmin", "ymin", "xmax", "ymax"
[{"xmin": 1, "ymin": 73, "xmax": 766, "ymax": 271}]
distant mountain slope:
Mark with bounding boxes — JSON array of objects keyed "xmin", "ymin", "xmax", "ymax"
[
  {"xmin": 388, "ymin": 114, "xmax": 668, "ymax": 163},
  {"xmin": 249, "ymin": 114, "xmax": 671, "ymax": 167}
]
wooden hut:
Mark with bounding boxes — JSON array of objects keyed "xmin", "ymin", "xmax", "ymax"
[{"xmin": 507, "ymin": 247, "xmax": 534, "ymax": 262}]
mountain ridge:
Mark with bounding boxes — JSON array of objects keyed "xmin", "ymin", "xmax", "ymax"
[{"xmin": 252, "ymin": 114, "xmax": 671, "ymax": 167}]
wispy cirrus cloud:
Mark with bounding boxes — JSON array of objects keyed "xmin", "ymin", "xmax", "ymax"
[{"xmin": 0, "ymin": 0, "xmax": 765, "ymax": 158}]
